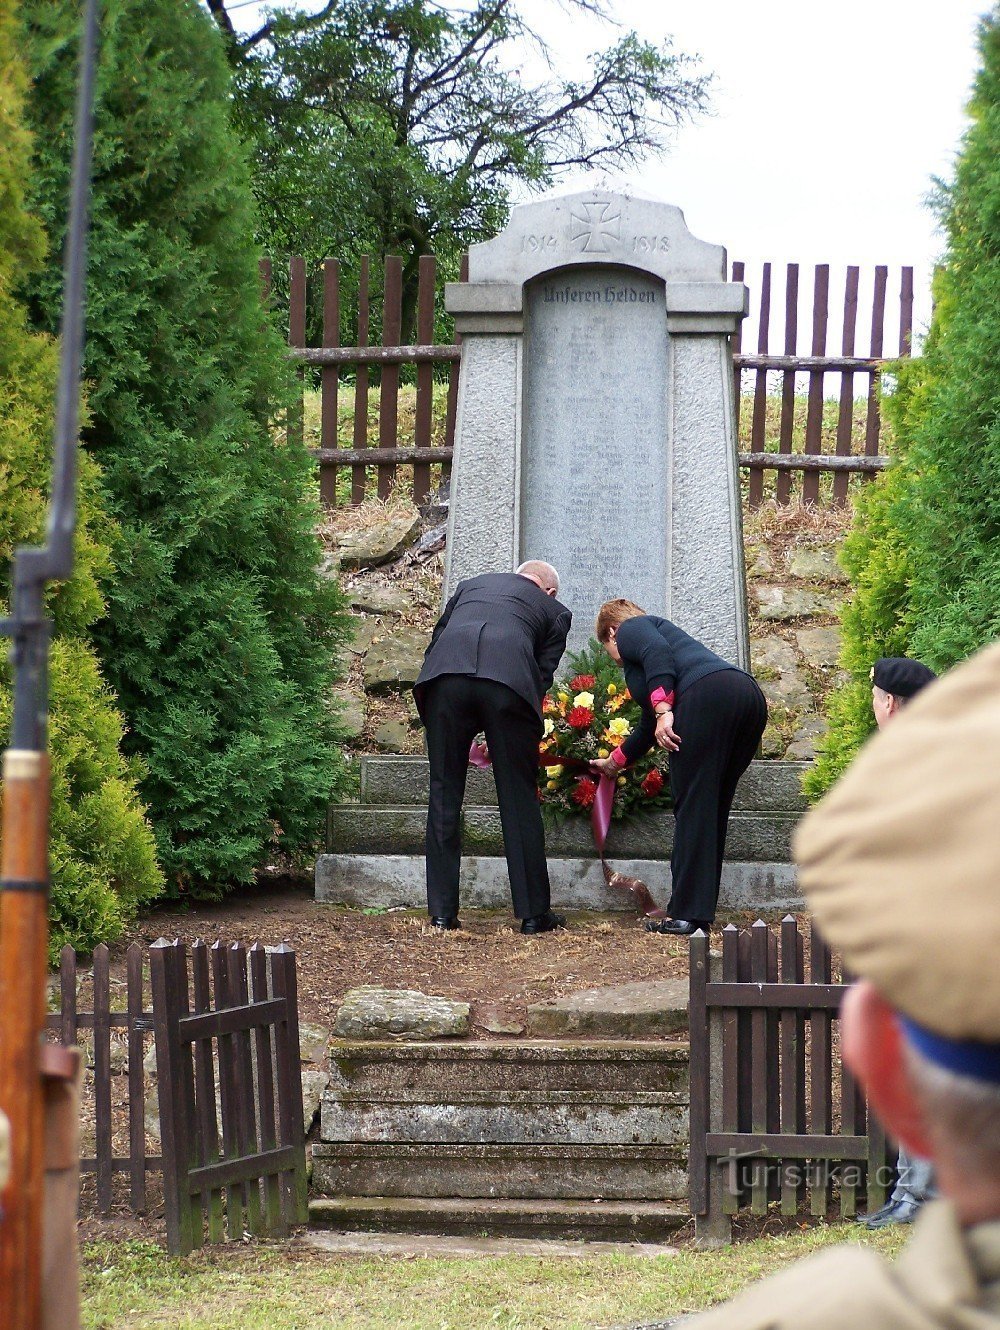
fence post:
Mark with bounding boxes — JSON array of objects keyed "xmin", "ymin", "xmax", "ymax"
[
  {"xmin": 150, "ymin": 939, "xmax": 198, "ymax": 1255},
  {"xmin": 270, "ymin": 943, "xmax": 308, "ymax": 1225},
  {"xmin": 690, "ymin": 930, "xmax": 730, "ymax": 1246}
]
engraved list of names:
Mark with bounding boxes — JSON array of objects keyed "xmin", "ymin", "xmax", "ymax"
[{"xmin": 521, "ymin": 266, "xmax": 669, "ymax": 653}]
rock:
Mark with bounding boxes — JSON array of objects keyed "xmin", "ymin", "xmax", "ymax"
[
  {"xmin": 338, "ymin": 514, "xmax": 421, "ymax": 570},
  {"xmin": 331, "ymin": 689, "xmax": 366, "ymax": 740},
  {"xmin": 302, "ymin": 1067, "xmax": 331, "ymax": 1133},
  {"xmin": 788, "ymin": 545, "xmax": 848, "ymax": 583},
  {"xmin": 785, "ymin": 714, "xmax": 827, "ymax": 761},
  {"xmin": 363, "ymin": 627, "xmax": 431, "ymax": 693},
  {"xmin": 318, "ymin": 550, "xmax": 341, "ymax": 579},
  {"xmin": 755, "ymin": 586, "xmax": 842, "ymax": 622},
  {"xmin": 475, "ymin": 1007, "xmax": 526, "ymax": 1036},
  {"xmin": 413, "ymin": 522, "xmax": 447, "ymax": 557},
  {"xmin": 750, "ymin": 635, "xmax": 799, "ymax": 677},
  {"xmin": 526, "ymin": 979, "xmax": 688, "ymax": 1040},
  {"xmin": 758, "ymin": 669, "xmax": 813, "ymax": 711},
  {"xmin": 299, "ymin": 1021, "xmax": 333, "ymax": 1066},
  {"xmin": 349, "ymin": 584, "xmax": 412, "ymax": 616},
  {"xmin": 347, "ymin": 617, "xmax": 382, "ymax": 656},
  {"xmin": 334, "ymin": 987, "xmax": 470, "ymax": 1040},
  {"xmin": 747, "ymin": 546, "xmax": 774, "ymax": 576},
  {"xmin": 794, "ymin": 625, "xmax": 842, "ymax": 670},
  {"xmin": 373, "ymin": 716, "xmax": 411, "ymax": 752},
  {"xmin": 419, "ymin": 480, "xmax": 451, "ymax": 523},
  {"xmin": 760, "ymin": 725, "xmax": 787, "ymax": 759}
]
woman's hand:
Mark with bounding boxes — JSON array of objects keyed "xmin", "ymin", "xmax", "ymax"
[
  {"xmin": 655, "ymin": 709, "xmax": 681, "ymax": 752},
  {"xmin": 591, "ymin": 756, "xmax": 620, "ymax": 779}
]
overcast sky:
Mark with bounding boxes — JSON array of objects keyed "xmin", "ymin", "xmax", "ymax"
[{"xmin": 221, "ymin": 1, "xmax": 990, "ymax": 344}]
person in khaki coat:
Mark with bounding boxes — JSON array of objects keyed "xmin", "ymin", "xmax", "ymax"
[{"xmin": 688, "ymin": 640, "xmax": 1000, "ymax": 1329}]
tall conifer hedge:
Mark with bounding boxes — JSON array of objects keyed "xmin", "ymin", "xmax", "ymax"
[
  {"xmin": 21, "ymin": 0, "xmax": 352, "ymax": 890},
  {"xmin": 0, "ymin": 0, "xmax": 162, "ymax": 952},
  {"xmin": 807, "ymin": 10, "xmax": 1000, "ymax": 800}
]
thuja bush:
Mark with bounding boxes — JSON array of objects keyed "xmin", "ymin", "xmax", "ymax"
[
  {"xmin": 0, "ymin": 0, "xmax": 162, "ymax": 953},
  {"xmin": 21, "ymin": 0, "xmax": 353, "ymax": 892},
  {"xmin": 807, "ymin": 12, "xmax": 1000, "ymax": 801}
]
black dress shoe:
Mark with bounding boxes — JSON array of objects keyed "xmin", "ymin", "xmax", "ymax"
[
  {"xmin": 858, "ymin": 1196, "xmax": 921, "ymax": 1228},
  {"xmin": 520, "ymin": 910, "xmax": 566, "ymax": 935},
  {"xmin": 429, "ymin": 916, "xmax": 460, "ymax": 930},
  {"xmin": 644, "ymin": 918, "xmax": 711, "ymax": 936}
]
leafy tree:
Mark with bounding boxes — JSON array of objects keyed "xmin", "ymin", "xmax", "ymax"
[
  {"xmin": 0, "ymin": 0, "xmax": 162, "ymax": 953},
  {"xmin": 807, "ymin": 11, "xmax": 1000, "ymax": 800},
  {"xmin": 21, "ymin": 0, "xmax": 353, "ymax": 893},
  {"xmin": 207, "ymin": 0, "xmax": 710, "ymax": 338}
]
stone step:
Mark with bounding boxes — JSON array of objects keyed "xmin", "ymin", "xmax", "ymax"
[
  {"xmin": 326, "ymin": 805, "xmax": 799, "ymax": 862},
  {"xmin": 308, "ymin": 1196, "xmax": 690, "ymax": 1242},
  {"xmin": 311, "ymin": 1141, "xmax": 687, "ymax": 1201},
  {"xmin": 358, "ymin": 756, "xmax": 809, "ymax": 812},
  {"xmin": 320, "ymin": 1089, "xmax": 688, "ymax": 1146},
  {"xmin": 317, "ymin": 853, "xmax": 801, "ymax": 914},
  {"xmin": 525, "ymin": 981, "xmax": 688, "ymax": 1040},
  {"xmin": 328, "ymin": 1040, "xmax": 690, "ymax": 1096}
]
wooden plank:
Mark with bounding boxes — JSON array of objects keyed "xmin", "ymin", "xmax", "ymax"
[
  {"xmin": 749, "ymin": 922, "xmax": 770, "ymax": 1213},
  {"xmin": 171, "ymin": 942, "xmax": 202, "ymax": 1250},
  {"xmin": 352, "ymin": 256, "xmax": 371, "ymax": 503},
  {"xmin": 833, "ymin": 266, "xmax": 860, "ymax": 506},
  {"xmin": 687, "ymin": 930, "xmax": 710, "ymax": 1215},
  {"xmin": 211, "ymin": 942, "xmax": 243, "ymax": 1241},
  {"xmin": 229, "ymin": 944, "xmax": 263, "ymax": 1236},
  {"xmin": 294, "ymin": 344, "xmax": 460, "ymax": 367},
  {"xmin": 270, "ymin": 945, "xmax": 308, "ymax": 1224},
  {"xmin": 179, "ymin": 998, "xmax": 287, "ymax": 1041},
  {"xmin": 810, "ymin": 927, "xmax": 833, "ymax": 1216},
  {"xmin": 737, "ymin": 453, "xmax": 887, "ymax": 474},
  {"xmin": 720, "ymin": 926, "xmax": 741, "ymax": 1214},
  {"xmin": 705, "ymin": 982, "xmax": 845, "ymax": 1008},
  {"xmin": 186, "ymin": 1146, "xmax": 300, "ymax": 1193},
  {"xmin": 126, "ymin": 943, "xmax": 146, "ymax": 1213},
  {"xmin": 191, "ymin": 941, "xmax": 225, "ymax": 1244},
  {"xmin": 59, "ymin": 945, "xmax": 77, "ymax": 1047},
  {"xmin": 748, "ymin": 262, "xmax": 771, "ymax": 508},
  {"xmin": 413, "ymin": 255, "xmax": 436, "ymax": 506},
  {"xmin": 319, "ymin": 258, "xmax": 340, "ymax": 507},
  {"xmin": 150, "ymin": 939, "xmax": 198, "ymax": 1256},
  {"xmin": 377, "ymin": 256, "xmax": 403, "ymax": 498},
  {"xmin": 899, "ymin": 265, "xmax": 914, "ymax": 356},
  {"xmin": 443, "ymin": 253, "xmax": 468, "ymax": 492},
  {"xmin": 92, "ymin": 944, "xmax": 113, "ymax": 1215},
  {"xmin": 766, "ymin": 928, "xmax": 781, "ymax": 1203},
  {"xmin": 705, "ymin": 1133, "xmax": 870, "ymax": 1160},
  {"xmin": 250, "ymin": 942, "xmax": 285, "ymax": 1237},
  {"xmin": 776, "ymin": 264, "xmax": 799, "ymax": 505},
  {"xmin": 864, "ymin": 265, "xmax": 888, "ymax": 458},
  {"xmin": 258, "ymin": 258, "xmax": 272, "ymax": 304},
  {"xmin": 734, "ymin": 353, "xmax": 880, "ymax": 372},
  {"xmin": 802, "ymin": 265, "xmax": 830, "ymax": 505},
  {"xmin": 287, "ymin": 257, "xmax": 306, "ymax": 451}
]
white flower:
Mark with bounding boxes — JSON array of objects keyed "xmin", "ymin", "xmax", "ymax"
[
  {"xmin": 543, "ymin": 718, "xmax": 554, "ymax": 736},
  {"xmin": 573, "ymin": 691, "xmax": 595, "ymax": 709}
]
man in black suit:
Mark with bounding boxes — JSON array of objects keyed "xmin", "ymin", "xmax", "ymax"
[{"xmin": 414, "ymin": 561, "xmax": 572, "ymax": 934}]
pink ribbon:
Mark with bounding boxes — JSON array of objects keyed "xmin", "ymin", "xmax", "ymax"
[{"xmin": 469, "ymin": 742, "xmax": 667, "ymax": 918}]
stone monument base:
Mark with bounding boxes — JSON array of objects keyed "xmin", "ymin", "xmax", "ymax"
[{"xmin": 317, "ymin": 756, "xmax": 808, "ymax": 915}]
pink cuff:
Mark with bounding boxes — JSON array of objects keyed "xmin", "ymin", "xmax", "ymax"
[
  {"xmin": 649, "ymin": 687, "xmax": 675, "ymax": 709},
  {"xmin": 610, "ymin": 746, "xmax": 628, "ymax": 768}
]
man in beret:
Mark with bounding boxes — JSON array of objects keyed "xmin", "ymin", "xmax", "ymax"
[
  {"xmin": 688, "ymin": 641, "xmax": 1000, "ymax": 1328},
  {"xmin": 859, "ymin": 656, "xmax": 939, "ymax": 1228}
]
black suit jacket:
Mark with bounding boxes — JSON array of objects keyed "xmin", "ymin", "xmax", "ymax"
[{"xmin": 414, "ymin": 573, "xmax": 572, "ymax": 719}]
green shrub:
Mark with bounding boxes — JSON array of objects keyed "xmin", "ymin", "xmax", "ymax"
[
  {"xmin": 808, "ymin": 13, "xmax": 1000, "ymax": 800},
  {"xmin": 20, "ymin": 0, "xmax": 353, "ymax": 892},
  {"xmin": 0, "ymin": 0, "xmax": 162, "ymax": 953}
]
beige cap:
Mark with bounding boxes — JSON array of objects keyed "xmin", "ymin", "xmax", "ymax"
[{"xmin": 794, "ymin": 639, "xmax": 1000, "ymax": 1042}]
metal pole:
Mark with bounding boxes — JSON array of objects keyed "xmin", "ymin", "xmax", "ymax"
[{"xmin": 0, "ymin": 0, "xmax": 98, "ymax": 1323}]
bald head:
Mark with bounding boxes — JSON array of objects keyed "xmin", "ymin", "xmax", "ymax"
[{"xmin": 516, "ymin": 560, "xmax": 560, "ymax": 596}]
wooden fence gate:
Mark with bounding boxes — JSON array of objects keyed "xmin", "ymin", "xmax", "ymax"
[{"xmin": 688, "ymin": 919, "xmax": 893, "ymax": 1243}]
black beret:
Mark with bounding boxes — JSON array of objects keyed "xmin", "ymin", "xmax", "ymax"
[{"xmin": 870, "ymin": 657, "xmax": 937, "ymax": 699}]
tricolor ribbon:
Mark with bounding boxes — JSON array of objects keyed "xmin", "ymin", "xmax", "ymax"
[{"xmin": 469, "ymin": 742, "xmax": 668, "ymax": 918}]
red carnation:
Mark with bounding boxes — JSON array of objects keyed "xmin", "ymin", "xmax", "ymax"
[
  {"xmin": 641, "ymin": 768, "xmax": 665, "ymax": 797},
  {"xmin": 571, "ymin": 777, "xmax": 598, "ymax": 809},
  {"xmin": 566, "ymin": 706, "xmax": 594, "ymax": 730},
  {"xmin": 570, "ymin": 674, "xmax": 596, "ymax": 691}
]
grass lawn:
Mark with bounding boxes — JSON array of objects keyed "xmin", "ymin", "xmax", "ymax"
[{"xmin": 81, "ymin": 1222, "xmax": 906, "ymax": 1329}]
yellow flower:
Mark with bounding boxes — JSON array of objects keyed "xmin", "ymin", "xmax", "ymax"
[
  {"xmin": 558, "ymin": 692, "xmax": 569, "ymax": 705},
  {"xmin": 546, "ymin": 779, "xmax": 559, "ymax": 790},
  {"xmin": 607, "ymin": 717, "xmax": 631, "ymax": 739},
  {"xmin": 544, "ymin": 762, "xmax": 563, "ymax": 773},
  {"xmin": 598, "ymin": 747, "xmax": 609, "ymax": 758},
  {"xmin": 617, "ymin": 776, "xmax": 627, "ymax": 787},
  {"xmin": 607, "ymin": 683, "xmax": 617, "ymax": 696},
  {"xmin": 573, "ymin": 691, "xmax": 595, "ymax": 710},
  {"xmin": 606, "ymin": 692, "xmax": 627, "ymax": 714}
]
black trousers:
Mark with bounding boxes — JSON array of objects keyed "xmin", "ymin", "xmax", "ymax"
[
  {"xmin": 423, "ymin": 674, "xmax": 550, "ymax": 921},
  {"xmin": 667, "ymin": 670, "xmax": 768, "ymax": 924}
]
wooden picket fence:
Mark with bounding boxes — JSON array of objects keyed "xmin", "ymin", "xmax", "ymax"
[
  {"xmin": 268, "ymin": 254, "xmax": 917, "ymax": 510},
  {"xmin": 47, "ymin": 939, "xmax": 307, "ymax": 1255},
  {"xmin": 688, "ymin": 919, "xmax": 893, "ymax": 1243}
]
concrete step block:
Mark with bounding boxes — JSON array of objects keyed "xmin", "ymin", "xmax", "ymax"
[
  {"xmin": 358, "ymin": 756, "xmax": 809, "ymax": 813},
  {"xmin": 525, "ymin": 981, "xmax": 688, "ymax": 1040},
  {"xmin": 320, "ymin": 1088, "xmax": 688, "ymax": 1146},
  {"xmin": 311, "ymin": 1141, "xmax": 687, "ymax": 1201},
  {"xmin": 308, "ymin": 1195, "xmax": 690, "ymax": 1241},
  {"xmin": 328, "ymin": 1040, "xmax": 690, "ymax": 1096},
  {"xmin": 326, "ymin": 804, "xmax": 799, "ymax": 863}
]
